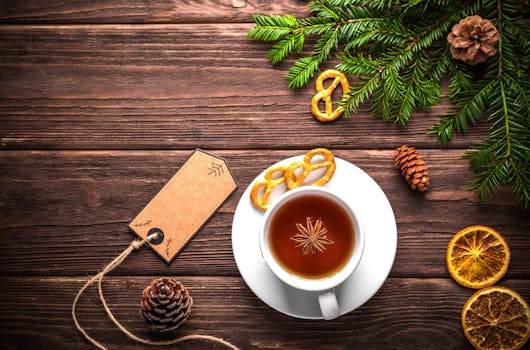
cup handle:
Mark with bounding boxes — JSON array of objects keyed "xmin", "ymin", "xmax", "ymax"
[{"xmin": 318, "ymin": 289, "xmax": 340, "ymax": 320}]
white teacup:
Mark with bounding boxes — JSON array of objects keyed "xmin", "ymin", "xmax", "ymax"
[{"xmin": 259, "ymin": 186, "xmax": 364, "ymax": 320}]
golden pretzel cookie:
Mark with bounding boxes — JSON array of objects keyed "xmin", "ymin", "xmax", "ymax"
[
  {"xmin": 311, "ymin": 69, "xmax": 350, "ymax": 122},
  {"xmin": 285, "ymin": 148, "xmax": 336, "ymax": 189},
  {"xmin": 250, "ymin": 165, "xmax": 289, "ymax": 211}
]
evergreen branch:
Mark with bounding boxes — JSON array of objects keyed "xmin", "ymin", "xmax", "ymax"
[
  {"xmin": 428, "ymin": 46, "xmax": 451, "ymax": 81},
  {"xmin": 298, "ymin": 17, "xmax": 336, "ymax": 35},
  {"xmin": 268, "ymin": 32, "xmax": 305, "ymax": 64},
  {"xmin": 371, "ymin": 76, "xmax": 396, "ymax": 121},
  {"xmin": 506, "ymin": 74, "xmax": 529, "ymax": 118},
  {"xmin": 246, "ymin": 14, "xmax": 298, "ymax": 41},
  {"xmin": 285, "ymin": 26, "xmax": 341, "ymax": 89},
  {"xmin": 463, "ymin": 0, "xmax": 530, "ymax": 209},
  {"xmin": 429, "ymin": 78, "xmax": 496, "ymax": 143},
  {"xmin": 285, "ymin": 57, "xmax": 321, "ymax": 90},
  {"xmin": 313, "ymin": 25, "xmax": 340, "ymax": 63},
  {"xmin": 344, "ymin": 28, "xmax": 412, "ymax": 51},
  {"xmin": 511, "ymin": 158, "xmax": 530, "ymax": 210},
  {"xmin": 394, "ymin": 81, "xmax": 417, "ymax": 126},
  {"xmin": 339, "ymin": 73, "xmax": 382, "ymax": 115},
  {"xmin": 339, "ymin": 10, "xmax": 455, "ymax": 121},
  {"xmin": 247, "ymin": 0, "xmax": 530, "ymax": 209},
  {"xmin": 447, "ymin": 59, "xmax": 473, "ymax": 100},
  {"xmin": 465, "ymin": 156, "xmax": 511, "ymax": 204},
  {"xmin": 395, "ymin": 54, "xmax": 430, "ymax": 125},
  {"xmin": 337, "ymin": 47, "xmax": 411, "ymax": 116},
  {"xmin": 309, "ymin": 0, "xmax": 344, "ymax": 20},
  {"xmin": 334, "ymin": 0, "xmax": 395, "ymax": 10}
]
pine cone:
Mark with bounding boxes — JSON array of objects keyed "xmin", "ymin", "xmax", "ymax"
[
  {"xmin": 447, "ymin": 15, "xmax": 500, "ymax": 65},
  {"xmin": 140, "ymin": 277, "xmax": 193, "ymax": 332},
  {"xmin": 394, "ymin": 145, "xmax": 430, "ymax": 192}
]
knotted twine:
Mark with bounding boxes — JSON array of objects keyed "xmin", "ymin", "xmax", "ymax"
[{"xmin": 72, "ymin": 234, "xmax": 240, "ymax": 350}]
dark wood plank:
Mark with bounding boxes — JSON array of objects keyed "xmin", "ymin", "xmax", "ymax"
[
  {"xmin": 1, "ymin": 3, "xmax": 527, "ymax": 350},
  {"xmin": 2, "ymin": 276, "xmax": 528, "ymax": 349},
  {"xmin": 0, "ymin": 1, "xmax": 309, "ymax": 24},
  {"xmin": 1, "ymin": 150, "xmax": 527, "ymax": 277},
  {"xmin": 0, "ymin": 24, "xmax": 490, "ymax": 150}
]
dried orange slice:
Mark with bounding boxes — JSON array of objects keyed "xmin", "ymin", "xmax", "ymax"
[
  {"xmin": 462, "ymin": 286, "xmax": 530, "ymax": 350},
  {"xmin": 446, "ymin": 225, "xmax": 510, "ymax": 289}
]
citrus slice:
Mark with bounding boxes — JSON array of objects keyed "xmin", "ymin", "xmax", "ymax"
[
  {"xmin": 446, "ymin": 225, "xmax": 510, "ymax": 289},
  {"xmin": 462, "ymin": 286, "xmax": 530, "ymax": 350}
]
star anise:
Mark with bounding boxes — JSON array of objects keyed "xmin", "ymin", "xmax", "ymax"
[{"xmin": 290, "ymin": 217, "xmax": 335, "ymax": 255}]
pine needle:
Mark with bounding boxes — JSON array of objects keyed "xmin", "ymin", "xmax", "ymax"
[{"xmin": 248, "ymin": 0, "xmax": 530, "ymax": 210}]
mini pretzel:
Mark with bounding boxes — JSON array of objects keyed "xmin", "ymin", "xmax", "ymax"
[
  {"xmin": 250, "ymin": 165, "xmax": 289, "ymax": 211},
  {"xmin": 311, "ymin": 69, "xmax": 350, "ymax": 122},
  {"xmin": 284, "ymin": 148, "xmax": 336, "ymax": 189}
]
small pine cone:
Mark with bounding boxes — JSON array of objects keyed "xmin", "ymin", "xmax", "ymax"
[
  {"xmin": 140, "ymin": 277, "xmax": 193, "ymax": 332},
  {"xmin": 447, "ymin": 15, "xmax": 500, "ymax": 65},
  {"xmin": 394, "ymin": 145, "xmax": 430, "ymax": 192}
]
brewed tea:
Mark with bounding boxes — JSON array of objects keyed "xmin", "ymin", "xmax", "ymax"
[{"xmin": 268, "ymin": 193, "xmax": 354, "ymax": 279}]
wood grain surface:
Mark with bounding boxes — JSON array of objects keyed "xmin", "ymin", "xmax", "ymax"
[
  {"xmin": 0, "ymin": 24, "xmax": 489, "ymax": 150},
  {"xmin": 0, "ymin": 1, "xmax": 310, "ymax": 24},
  {"xmin": 0, "ymin": 2, "xmax": 528, "ymax": 350},
  {"xmin": 1, "ymin": 276, "xmax": 528, "ymax": 350},
  {"xmin": 0, "ymin": 150, "xmax": 528, "ymax": 279}
]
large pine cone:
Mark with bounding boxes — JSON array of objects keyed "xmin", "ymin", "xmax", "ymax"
[
  {"xmin": 394, "ymin": 145, "xmax": 430, "ymax": 192},
  {"xmin": 447, "ymin": 15, "xmax": 499, "ymax": 65},
  {"xmin": 140, "ymin": 277, "xmax": 193, "ymax": 332}
]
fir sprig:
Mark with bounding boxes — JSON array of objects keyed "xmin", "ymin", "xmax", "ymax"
[{"xmin": 247, "ymin": 0, "xmax": 530, "ymax": 210}]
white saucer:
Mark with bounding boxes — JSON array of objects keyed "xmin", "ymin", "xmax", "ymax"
[{"xmin": 231, "ymin": 156, "xmax": 397, "ymax": 319}]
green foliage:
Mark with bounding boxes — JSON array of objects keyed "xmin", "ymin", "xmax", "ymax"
[{"xmin": 247, "ymin": 0, "xmax": 530, "ymax": 210}]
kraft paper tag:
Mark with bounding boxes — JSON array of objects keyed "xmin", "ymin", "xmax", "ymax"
[{"xmin": 129, "ymin": 149, "xmax": 237, "ymax": 263}]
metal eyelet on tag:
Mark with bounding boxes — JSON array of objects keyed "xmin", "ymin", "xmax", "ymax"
[{"xmin": 147, "ymin": 228, "xmax": 164, "ymax": 245}]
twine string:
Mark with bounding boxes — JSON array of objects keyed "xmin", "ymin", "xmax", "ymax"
[{"xmin": 72, "ymin": 234, "xmax": 240, "ymax": 350}]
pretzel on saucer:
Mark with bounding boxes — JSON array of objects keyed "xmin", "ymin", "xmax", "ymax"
[
  {"xmin": 284, "ymin": 148, "xmax": 336, "ymax": 189},
  {"xmin": 250, "ymin": 164, "xmax": 289, "ymax": 211},
  {"xmin": 311, "ymin": 69, "xmax": 350, "ymax": 122},
  {"xmin": 250, "ymin": 148, "xmax": 336, "ymax": 211}
]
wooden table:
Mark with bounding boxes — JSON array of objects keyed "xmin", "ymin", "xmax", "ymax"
[{"xmin": 0, "ymin": 2, "xmax": 528, "ymax": 349}]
